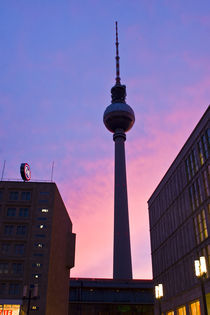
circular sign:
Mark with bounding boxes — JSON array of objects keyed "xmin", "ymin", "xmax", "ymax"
[{"xmin": 20, "ymin": 163, "xmax": 31, "ymax": 181}]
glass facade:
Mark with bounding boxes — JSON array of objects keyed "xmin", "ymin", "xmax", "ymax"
[
  {"xmin": 177, "ymin": 306, "xmax": 186, "ymax": 315},
  {"xmin": 189, "ymin": 300, "xmax": 201, "ymax": 315}
]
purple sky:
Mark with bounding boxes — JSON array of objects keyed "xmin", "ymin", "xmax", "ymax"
[{"xmin": 1, "ymin": 0, "xmax": 210, "ymax": 279}]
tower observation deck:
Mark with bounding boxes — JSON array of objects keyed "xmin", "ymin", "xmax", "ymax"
[{"xmin": 103, "ymin": 22, "xmax": 135, "ymax": 279}]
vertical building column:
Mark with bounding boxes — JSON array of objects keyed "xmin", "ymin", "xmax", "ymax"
[{"xmin": 113, "ymin": 128, "xmax": 132, "ymax": 279}]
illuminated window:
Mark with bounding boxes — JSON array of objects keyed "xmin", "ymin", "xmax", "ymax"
[
  {"xmin": 32, "ymin": 306, "xmax": 39, "ymax": 310},
  {"xmin": 189, "ymin": 179, "xmax": 203, "ymax": 211},
  {"xmin": 32, "ymin": 263, "xmax": 42, "ymax": 268},
  {"xmin": 194, "ymin": 210, "xmax": 208, "ymax": 244},
  {"xmin": 198, "ymin": 130, "xmax": 209, "ymax": 166},
  {"xmin": 189, "ymin": 300, "xmax": 201, "ymax": 315},
  {"xmin": 177, "ymin": 306, "xmax": 186, "ymax": 315},
  {"xmin": 167, "ymin": 311, "xmax": 174, "ymax": 315},
  {"xmin": 199, "ymin": 246, "xmax": 210, "ymax": 278},
  {"xmin": 9, "ymin": 191, "xmax": 18, "ymax": 201},
  {"xmin": 0, "ymin": 263, "xmax": 9, "ymax": 274},
  {"xmin": 21, "ymin": 191, "xmax": 31, "ymax": 201},
  {"xmin": 7, "ymin": 208, "xmax": 16, "ymax": 217},
  {"xmin": 41, "ymin": 209, "xmax": 48, "ymax": 213},
  {"xmin": 19, "ymin": 208, "xmax": 29, "ymax": 217},
  {"xmin": 38, "ymin": 224, "xmax": 46, "ymax": 229},
  {"xmin": 36, "ymin": 243, "xmax": 44, "ymax": 248}
]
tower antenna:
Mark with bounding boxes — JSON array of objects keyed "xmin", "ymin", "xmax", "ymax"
[{"xmin": 115, "ymin": 21, "xmax": 121, "ymax": 85}]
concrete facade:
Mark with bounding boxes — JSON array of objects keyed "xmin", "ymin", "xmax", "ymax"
[
  {"xmin": 69, "ymin": 278, "xmax": 154, "ymax": 315},
  {"xmin": 148, "ymin": 106, "xmax": 210, "ymax": 314},
  {"xmin": 0, "ymin": 181, "xmax": 75, "ymax": 315}
]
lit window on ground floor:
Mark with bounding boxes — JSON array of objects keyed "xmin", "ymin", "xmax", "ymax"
[
  {"xmin": 166, "ymin": 311, "xmax": 174, "ymax": 315},
  {"xmin": 177, "ymin": 306, "xmax": 186, "ymax": 315},
  {"xmin": 189, "ymin": 300, "xmax": 201, "ymax": 315},
  {"xmin": 0, "ymin": 304, "xmax": 20, "ymax": 315}
]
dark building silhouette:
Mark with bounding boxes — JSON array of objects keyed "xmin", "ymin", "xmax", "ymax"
[
  {"xmin": 148, "ymin": 106, "xmax": 210, "ymax": 314},
  {"xmin": 0, "ymin": 181, "xmax": 75, "ymax": 315},
  {"xmin": 103, "ymin": 21, "xmax": 134, "ymax": 280},
  {"xmin": 69, "ymin": 278, "xmax": 154, "ymax": 315}
]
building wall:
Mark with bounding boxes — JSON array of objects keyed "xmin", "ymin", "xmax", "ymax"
[
  {"xmin": 69, "ymin": 278, "xmax": 154, "ymax": 315},
  {"xmin": 148, "ymin": 106, "xmax": 210, "ymax": 314},
  {"xmin": 0, "ymin": 181, "xmax": 75, "ymax": 315},
  {"xmin": 46, "ymin": 185, "xmax": 75, "ymax": 315}
]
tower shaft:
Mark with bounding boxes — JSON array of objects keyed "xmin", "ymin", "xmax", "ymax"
[{"xmin": 113, "ymin": 129, "xmax": 132, "ymax": 279}]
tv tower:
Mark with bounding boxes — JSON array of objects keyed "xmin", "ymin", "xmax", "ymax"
[{"xmin": 103, "ymin": 22, "xmax": 135, "ymax": 279}]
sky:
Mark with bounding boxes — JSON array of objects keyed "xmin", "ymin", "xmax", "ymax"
[{"xmin": 0, "ymin": 0, "xmax": 210, "ymax": 279}]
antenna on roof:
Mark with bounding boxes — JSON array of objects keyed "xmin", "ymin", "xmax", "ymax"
[
  {"xmin": 51, "ymin": 161, "xmax": 54, "ymax": 182},
  {"xmin": 1, "ymin": 160, "xmax": 6, "ymax": 181},
  {"xmin": 115, "ymin": 21, "xmax": 121, "ymax": 85}
]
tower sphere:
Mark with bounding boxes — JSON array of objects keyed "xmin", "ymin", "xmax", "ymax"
[{"xmin": 103, "ymin": 101, "xmax": 135, "ymax": 133}]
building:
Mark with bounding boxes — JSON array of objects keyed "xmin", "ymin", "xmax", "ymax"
[
  {"xmin": 148, "ymin": 106, "xmax": 210, "ymax": 314},
  {"xmin": 0, "ymin": 180, "xmax": 75, "ymax": 315},
  {"xmin": 69, "ymin": 278, "xmax": 154, "ymax": 314}
]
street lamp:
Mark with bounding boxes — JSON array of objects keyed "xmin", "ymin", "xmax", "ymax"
[
  {"xmin": 155, "ymin": 283, "xmax": 163, "ymax": 315},
  {"xmin": 194, "ymin": 256, "xmax": 208, "ymax": 315}
]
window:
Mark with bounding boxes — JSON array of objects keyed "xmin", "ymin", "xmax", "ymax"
[
  {"xmin": 198, "ymin": 130, "xmax": 209, "ymax": 166},
  {"xmin": 189, "ymin": 178, "xmax": 203, "ymax": 211},
  {"xmin": 189, "ymin": 300, "xmax": 201, "ymax": 315},
  {"xmin": 12, "ymin": 263, "xmax": 23, "ymax": 275},
  {"xmin": 19, "ymin": 207, "xmax": 29, "ymax": 217},
  {"xmin": 167, "ymin": 312, "xmax": 174, "ymax": 315},
  {"xmin": 33, "ymin": 253, "xmax": 43, "ymax": 257},
  {"xmin": 4, "ymin": 225, "xmax": 14, "ymax": 236},
  {"xmin": 32, "ymin": 263, "xmax": 42, "ymax": 268},
  {"xmin": 1, "ymin": 243, "xmax": 11, "ymax": 254},
  {"xmin": 185, "ymin": 150, "xmax": 198, "ymax": 181},
  {"xmin": 9, "ymin": 283, "xmax": 20, "ymax": 295},
  {"xmin": 35, "ymin": 243, "xmax": 44, "ymax": 248},
  {"xmin": 37, "ymin": 217, "xmax": 47, "ymax": 221},
  {"xmin": 0, "ymin": 190, "xmax": 3, "ymax": 201},
  {"xmin": 38, "ymin": 224, "xmax": 46, "ymax": 229},
  {"xmin": 14, "ymin": 244, "xmax": 25, "ymax": 255},
  {"xmin": 6, "ymin": 208, "xmax": 16, "ymax": 217},
  {"xmin": 0, "ymin": 283, "xmax": 6, "ymax": 295},
  {"xmin": 35, "ymin": 234, "xmax": 45, "ymax": 238},
  {"xmin": 41, "ymin": 208, "xmax": 48, "ymax": 213},
  {"xmin": 9, "ymin": 191, "xmax": 18, "ymax": 201},
  {"xmin": 21, "ymin": 191, "xmax": 31, "ymax": 201},
  {"xmin": 203, "ymin": 168, "xmax": 210, "ymax": 198},
  {"xmin": 0, "ymin": 263, "xmax": 9, "ymax": 274},
  {"xmin": 194, "ymin": 210, "xmax": 208, "ymax": 244},
  {"xmin": 40, "ymin": 192, "xmax": 50, "ymax": 196},
  {"xmin": 16, "ymin": 225, "xmax": 27, "ymax": 235},
  {"xmin": 177, "ymin": 306, "xmax": 186, "ymax": 315}
]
